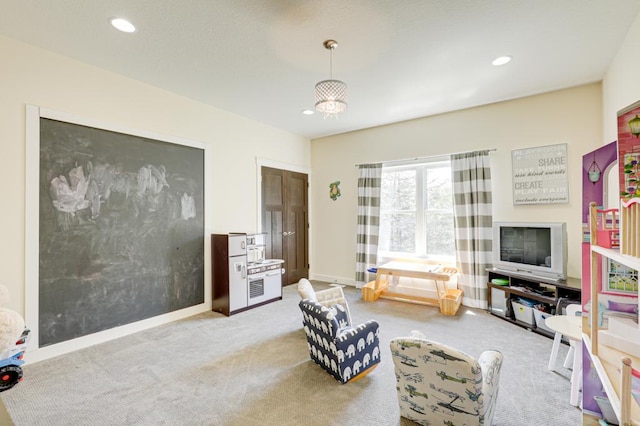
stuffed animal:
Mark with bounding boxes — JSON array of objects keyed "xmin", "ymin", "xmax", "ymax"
[{"xmin": 0, "ymin": 285, "xmax": 25, "ymax": 357}]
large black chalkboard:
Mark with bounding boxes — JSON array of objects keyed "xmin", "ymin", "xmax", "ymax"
[{"xmin": 38, "ymin": 118, "xmax": 205, "ymax": 347}]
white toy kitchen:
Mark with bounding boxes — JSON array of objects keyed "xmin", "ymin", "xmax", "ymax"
[{"xmin": 212, "ymin": 233, "xmax": 284, "ymax": 316}]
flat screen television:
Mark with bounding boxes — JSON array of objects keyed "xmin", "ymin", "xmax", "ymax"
[{"xmin": 492, "ymin": 221, "xmax": 567, "ymax": 281}]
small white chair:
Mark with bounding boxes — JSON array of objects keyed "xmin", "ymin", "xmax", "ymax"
[
  {"xmin": 547, "ymin": 304, "xmax": 581, "ymax": 371},
  {"xmin": 297, "ymin": 278, "xmax": 352, "ymax": 325}
]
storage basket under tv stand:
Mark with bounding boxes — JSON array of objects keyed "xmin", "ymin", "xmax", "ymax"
[{"xmin": 486, "ymin": 269, "xmax": 581, "ymax": 338}]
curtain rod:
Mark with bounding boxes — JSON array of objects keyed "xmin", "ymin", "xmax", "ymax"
[{"xmin": 354, "ymin": 148, "xmax": 497, "ymax": 168}]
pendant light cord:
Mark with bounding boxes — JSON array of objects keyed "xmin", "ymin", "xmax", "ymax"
[{"xmin": 329, "ymin": 48, "xmax": 333, "ymax": 80}]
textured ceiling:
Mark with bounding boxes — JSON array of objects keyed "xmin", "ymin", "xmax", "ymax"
[{"xmin": 1, "ymin": 0, "xmax": 639, "ymax": 138}]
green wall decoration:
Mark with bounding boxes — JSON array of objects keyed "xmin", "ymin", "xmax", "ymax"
[{"xmin": 329, "ymin": 181, "xmax": 341, "ymax": 201}]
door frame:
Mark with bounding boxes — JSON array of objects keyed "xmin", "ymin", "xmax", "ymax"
[{"xmin": 255, "ymin": 157, "xmax": 312, "ymax": 277}]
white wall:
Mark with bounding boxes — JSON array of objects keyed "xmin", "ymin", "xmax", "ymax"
[
  {"xmin": 1, "ymin": 36, "xmax": 310, "ymax": 360},
  {"xmin": 8, "ymin": 13, "xmax": 638, "ymax": 357},
  {"xmin": 603, "ymin": 11, "xmax": 640, "ymax": 142},
  {"xmin": 310, "ymin": 84, "xmax": 602, "ymax": 285}
]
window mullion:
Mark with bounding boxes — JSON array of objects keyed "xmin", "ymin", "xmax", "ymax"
[{"xmin": 416, "ymin": 167, "xmax": 425, "ymax": 255}]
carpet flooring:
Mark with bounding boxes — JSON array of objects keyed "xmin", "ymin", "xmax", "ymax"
[{"xmin": 1, "ymin": 282, "xmax": 580, "ymax": 425}]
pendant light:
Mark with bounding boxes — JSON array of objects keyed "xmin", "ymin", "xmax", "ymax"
[
  {"xmin": 315, "ymin": 40, "xmax": 347, "ymax": 119},
  {"xmin": 588, "ymin": 152, "xmax": 601, "ymax": 184}
]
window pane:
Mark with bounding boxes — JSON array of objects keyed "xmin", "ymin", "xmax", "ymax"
[
  {"xmin": 425, "ymin": 212, "xmax": 455, "ymax": 256},
  {"xmin": 605, "ymin": 260, "xmax": 638, "ymax": 293},
  {"xmin": 425, "ymin": 166, "xmax": 452, "ymax": 210},
  {"xmin": 379, "ymin": 213, "xmax": 416, "ymax": 253},
  {"xmin": 381, "ymin": 170, "xmax": 416, "ymax": 211},
  {"xmin": 379, "ymin": 161, "xmax": 454, "ymax": 259}
]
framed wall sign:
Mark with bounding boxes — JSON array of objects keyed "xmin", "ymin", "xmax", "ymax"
[{"xmin": 512, "ymin": 143, "xmax": 569, "ymax": 205}]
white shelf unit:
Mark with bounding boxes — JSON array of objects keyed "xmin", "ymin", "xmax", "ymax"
[
  {"xmin": 592, "ymin": 245, "xmax": 640, "ymax": 276},
  {"xmin": 589, "ymin": 244, "xmax": 640, "ymax": 425}
]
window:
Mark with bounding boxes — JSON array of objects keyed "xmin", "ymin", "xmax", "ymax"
[
  {"xmin": 378, "ymin": 160, "xmax": 455, "ymax": 260},
  {"xmin": 604, "ymin": 259, "xmax": 638, "ymax": 294}
]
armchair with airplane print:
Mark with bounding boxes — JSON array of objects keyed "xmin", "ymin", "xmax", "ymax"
[{"xmin": 390, "ymin": 331, "xmax": 503, "ymax": 425}]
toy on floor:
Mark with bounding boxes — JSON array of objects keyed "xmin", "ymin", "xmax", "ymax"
[{"xmin": 0, "ymin": 285, "xmax": 30, "ymax": 392}]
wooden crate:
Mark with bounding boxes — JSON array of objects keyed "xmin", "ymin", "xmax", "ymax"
[
  {"xmin": 439, "ymin": 289, "xmax": 463, "ymax": 316},
  {"xmin": 362, "ymin": 280, "xmax": 379, "ymax": 302}
]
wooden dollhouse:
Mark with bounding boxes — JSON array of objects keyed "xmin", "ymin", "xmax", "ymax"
[{"xmin": 588, "ymin": 201, "xmax": 640, "ymax": 425}]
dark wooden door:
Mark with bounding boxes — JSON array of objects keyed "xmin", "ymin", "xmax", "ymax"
[{"xmin": 262, "ymin": 167, "xmax": 309, "ymax": 286}]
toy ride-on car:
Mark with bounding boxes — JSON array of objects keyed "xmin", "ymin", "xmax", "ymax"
[{"xmin": 0, "ymin": 328, "xmax": 30, "ymax": 392}]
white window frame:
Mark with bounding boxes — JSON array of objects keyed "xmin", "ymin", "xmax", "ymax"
[{"xmin": 378, "ymin": 159, "xmax": 454, "ymax": 263}]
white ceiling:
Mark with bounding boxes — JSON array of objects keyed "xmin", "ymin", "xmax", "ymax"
[{"xmin": 1, "ymin": 0, "xmax": 639, "ymax": 139}]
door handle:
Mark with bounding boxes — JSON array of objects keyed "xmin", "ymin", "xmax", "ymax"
[{"xmin": 282, "ymin": 231, "xmax": 296, "ymax": 236}]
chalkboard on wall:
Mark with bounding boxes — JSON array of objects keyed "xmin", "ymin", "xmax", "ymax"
[{"xmin": 38, "ymin": 117, "xmax": 205, "ymax": 347}]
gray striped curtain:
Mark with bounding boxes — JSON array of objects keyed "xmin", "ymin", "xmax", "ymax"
[
  {"xmin": 451, "ymin": 151, "xmax": 493, "ymax": 309},
  {"xmin": 355, "ymin": 164, "xmax": 382, "ymax": 288}
]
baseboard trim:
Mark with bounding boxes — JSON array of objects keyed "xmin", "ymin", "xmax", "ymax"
[
  {"xmin": 25, "ymin": 303, "xmax": 211, "ymax": 364},
  {"xmin": 309, "ymin": 273, "xmax": 356, "ymax": 287}
]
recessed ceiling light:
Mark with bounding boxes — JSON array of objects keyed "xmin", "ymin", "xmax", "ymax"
[
  {"xmin": 301, "ymin": 109, "xmax": 314, "ymax": 115},
  {"xmin": 110, "ymin": 18, "xmax": 136, "ymax": 33},
  {"xmin": 492, "ymin": 56, "xmax": 512, "ymax": 66}
]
